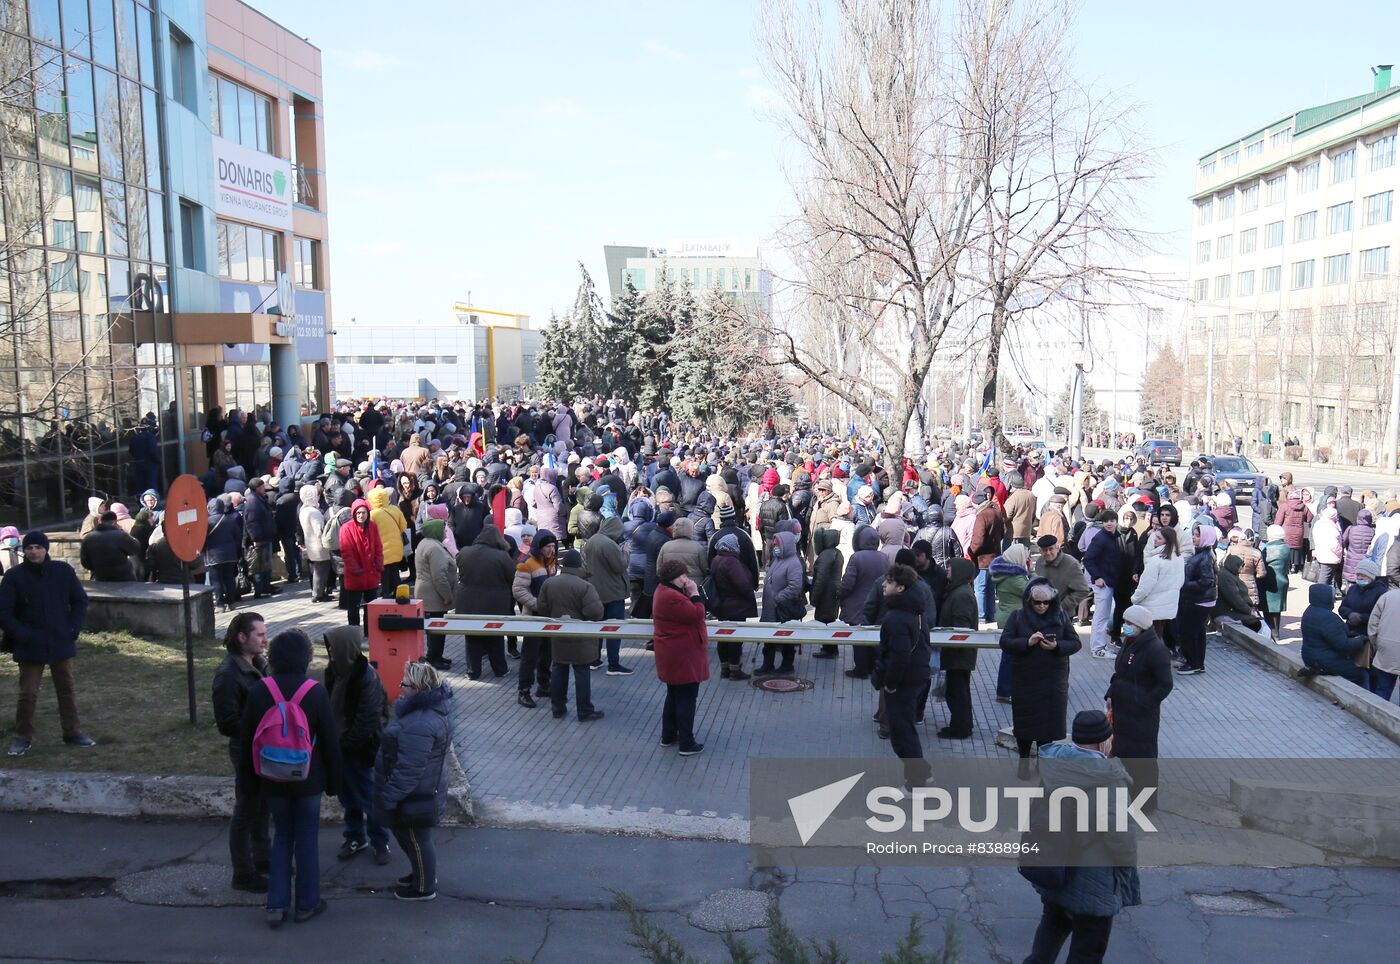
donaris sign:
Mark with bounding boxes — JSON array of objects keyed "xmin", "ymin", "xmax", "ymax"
[{"xmin": 213, "ymin": 135, "xmax": 294, "ymax": 231}]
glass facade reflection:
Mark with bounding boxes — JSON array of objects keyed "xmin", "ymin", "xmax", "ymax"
[{"xmin": 0, "ymin": 0, "xmax": 173, "ymax": 528}]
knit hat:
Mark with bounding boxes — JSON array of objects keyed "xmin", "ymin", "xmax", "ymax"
[
  {"xmin": 1122, "ymin": 605, "xmax": 1153, "ymax": 629},
  {"xmin": 21, "ymin": 530, "xmax": 48, "ymax": 549},
  {"xmin": 1072, "ymin": 710, "xmax": 1113, "ymax": 746},
  {"xmin": 718, "ymin": 503, "xmax": 736, "ymax": 523},
  {"xmin": 1036, "ymin": 534, "xmax": 1059, "ymax": 549},
  {"xmin": 1357, "ymin": 559, "xmax": 1381, "ymax": 581},
  {"xmin": 657, "ymin": 511, "xmax": 677, "ymax": 528},
  {"xmin": 560, "ymin": 548, "xmax": 584, "ymax": 569},
  {"xmin": 658, "ymin": 558, "xmax": 689, "ymax": 584}
]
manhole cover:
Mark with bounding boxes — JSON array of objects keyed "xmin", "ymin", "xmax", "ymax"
[
  {"xmin": 752, "ymin": 676, "xmax": 814, "ymax": 693},
  {"xmin": 1189, "ymin": 891, "xmax": 1293, "ymax": 918}
]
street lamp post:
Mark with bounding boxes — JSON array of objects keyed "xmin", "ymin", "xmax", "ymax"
[{"xmin": 1204, "ymin": 316, "xmax": 1215, "ymax": 454}]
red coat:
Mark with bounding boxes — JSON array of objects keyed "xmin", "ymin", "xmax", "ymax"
[
  {"xmin": 652, "ymin": 582, "xmax": 711, "ymax": 685},
  {"xmin": 339, "ymin": 499, "xmax": 384, "ymax": 591}
]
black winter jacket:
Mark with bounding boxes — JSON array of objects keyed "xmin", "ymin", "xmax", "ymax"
[
  {"xmin": 874, "ymin": 587, "xmax": 932, "ymax": 689},
  {"xmin": 1181, "ymin": 546, "xmax": 1218, "ymax": 607},
  {"xmin": 324, "ymin": 644, "xmax": 388, "ymax": 765},
  {"xmin": 212, "ymin": 651, "xmax": 267, "ymax": 755},
  {"xmin": 0, "ymin": 559, "xmax": 88, "ymax": 664},
  {"xmin": 1000, "ymin": 578, "xmax": 1082, "ymax": 743},
  {"xmin": 1104, "ymin": 625, "xmax": 1173, "ymax": 758},
  {"xmin": 242, "ymin": 491, "xmax": 276, "ymax": 544},
  {"xmin": 238, "ymin": 673, "xmax": 342, "ymax": 798},
  {"xmin": 80, "ymin": 526, "xmax": 140, "ymax": 581}
]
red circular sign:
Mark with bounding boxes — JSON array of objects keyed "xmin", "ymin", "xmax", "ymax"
[{"xmin": 163, "ymin": 475, "xmax": 209, "ymax": 563}]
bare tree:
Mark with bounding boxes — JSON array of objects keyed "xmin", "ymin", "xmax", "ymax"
[
  {"xmin": 757, "ymin": 0, "xmax": 985, "ymax": 478},
  {"xmin": 962, "ymin": 0, "xmax": 1152, "ymax": 451}
]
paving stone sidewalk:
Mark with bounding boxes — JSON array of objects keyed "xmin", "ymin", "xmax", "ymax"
[{"xmin": 219, "ymin": 576, "xmax": 1400, "ymax": 833}]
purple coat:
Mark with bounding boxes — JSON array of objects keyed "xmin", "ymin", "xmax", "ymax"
[
  {"xmin": 532, "ymin": 466, "xmax": 566, "ymax": 540},
  {"xmin": 1342, "ymin": 510, "xmax": 1377, "ymax": 583}
]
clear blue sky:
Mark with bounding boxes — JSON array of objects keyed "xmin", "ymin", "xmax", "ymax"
[{"xmin": 251, "ymin": 0, "xmax": 1400, "ymax": 328}]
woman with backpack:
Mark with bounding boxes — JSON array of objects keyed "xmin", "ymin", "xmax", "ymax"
[
  {"xmin": 238, "ymin": 630, "xmax": 341, "ymax": 928},
  {"xmin": 374, "ymin": 660, "xmax": 453, "ymax": 902}
]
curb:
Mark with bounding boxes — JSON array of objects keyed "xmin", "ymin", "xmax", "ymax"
[
  {"xmin": 1219, "ymin": 622, "xmax": 1400, "ymax": 747},
  {"xmin": 0, "ymin": 746, "xmax": 475, "ymax": 826},
  {"xmin": 472, "ymin": 798, "xmax": 749, "ymax": 843}
]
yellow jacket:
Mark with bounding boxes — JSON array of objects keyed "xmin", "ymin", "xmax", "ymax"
[{"xmin": 366, "ymin": 485, "xmax": 408, "ymax": 564}]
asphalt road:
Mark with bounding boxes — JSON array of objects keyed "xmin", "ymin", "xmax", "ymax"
[{"xmin": 3, "ymin": 812, "xmax": 1398, "ymax": 963}]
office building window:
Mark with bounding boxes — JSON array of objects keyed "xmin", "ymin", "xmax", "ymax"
[
  {"xmin": 1233, "ymin": 312, "xmax": 1254, "ymax": 336},
  {"xmin": 1291, "ymin": 260, "xmax": 1314, "ymax": 289},
  {"xmin": 1239, "ymin": 227, "xmax": 1258, "ymax": 253},
  {"xmin": 1236, "ymin": 270, "xmax": 1255, "ymax": 296},
  {"xmin": 1214, "ymin": 274, "xmax": 1230, "ymax": 299},
  {"xmin": 1270, "ymin": 128, "xmax": 1292, "ymax": 149},
  {"xmin": 1361, "ymin": 246, "xmax": 1391, "ymax": 278},
  {"xmin": 1319, "ymin": 305, "xmax": 1346, "ymax": 334},
  {"xmin": 1216, "ymin": 234, "xmax": 1232, "ymax": 259},
  {"xmin": 1323, "ymin": 253, "xmax": 1349, "ymax": 285},
  {"xmin": 1197, "ymin": 198, "xmax": 1213, "ymax": 225},
  {"xmin": 1193, "ymin": 278, "xmax": 1208, "ymax": 301},
  {"xmin": 208, "ymin": 74, "xmax": 274, "ymax": 154},
  {"xmin": 1240, "ymin": 183, "xmax": 1259, "ymax": 211},
  {"xmin": 168, "ymin": 25, "xmax": 197, "ymax": 111},
  {"xmin": 1331, "ymin": 147, "xmax": 1356, "ymax": 183},
  {"xmin": 1365, "ymin": 190, "xmax": 1394, "ymax": 226},
  {"xmin": 215, "ymin": 219, "xmax": 282, "ymax": 283},
  {"xmin": 1245, "ymin": 140, "xmax": 1264, "ymax": 159},
  {"xmin": 1200, "ymin": 159, "xmax": 1217, "ymax": 177},
  {"xmin": 178, "ymin": 200, "xmax": 203, "ymax": 270},
  {"xmin": 1223, "ymin": 150, "xmax": 1239, "ymax": 168},
  {"xmin": 1219, "ymin": 193, "xmax": 1235, "ymax": 218},
  {"xmin": 1371, "ymin": 133, "xmax": 1396, "ymax": 171},
  {"xmin": 293, "ymin": 236, "xmax": 320, "ymax": 288},
  {"xmin": 1262, "ymin": 265, "xmax": 1281, "ymax": 293},
  {"xmin": 1195, "ymin": 240, "xmax": 1211, "ymax": 263},
  {"xmin": 1327, "ymin": 201, "xmax": 1353, "ymax": 235},
  {"xmin": 1297, "ymin": 159, "xmax": 1320, "ymax": 192},
  {"xmin": 1266, "ymin": 174, "xmax": 1285, "ymax": 203},
  {"xmin": 1294, "ymin": 211, "xmax": 1317, "ymax": 242},
  {"xmin": 1289, "ymin": 308, "xmax": 1313, "ymax": 333},
  {"xmin": 1264, "ymin": 221, "xmax": 1284, "ymax": 248}
]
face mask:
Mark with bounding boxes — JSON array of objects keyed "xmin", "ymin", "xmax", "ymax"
[
  {"xmin": 1122, "ymin": 625, "xmax": 1138, "ymax": 637},
  {"xmin": 1357, "ymin": 580, "xmax": 1372, "ymax": 588}
]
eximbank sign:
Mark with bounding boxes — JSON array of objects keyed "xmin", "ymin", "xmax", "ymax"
[{"xmin": 213, "ymin": 135, "xmax": 294, "ymax": 232}]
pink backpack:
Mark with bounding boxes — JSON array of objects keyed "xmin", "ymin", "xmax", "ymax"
[{"xmin": 251, "ymin": 678, "xmax": 318, "ymax": 782}]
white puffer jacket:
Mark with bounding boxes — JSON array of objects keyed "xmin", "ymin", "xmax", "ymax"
[
  {"xmin": 1130, "ymin": 540, "xmax": 1185, "ymax": 620},
  {"xmin": 297, "ymin": 485, "xmax": 330, "ymax": 562}
]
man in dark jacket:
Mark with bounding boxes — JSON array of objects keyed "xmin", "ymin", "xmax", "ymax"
[
  {"xmin": 1082, "ymin": 517, "xmax": 1127, "ymax": 659},
  {"xmin": 1335, "ymin": 485, "xmax": 1362, "ymax": 530},
  {"xmin": 937, "ymin": 558, "xmax": 980, "ymax": 739},
  {"xmin": 1300, "ymin": 583, "xmax": 1366, "ymax": 685},
  {"xmin": 757, "ymin": 484, "xmax": 792, "ymax": 565},
  {"xmin": 676, "ymin": 461, "xmax": 707, "ymax": 513},
  {"xmin": 242, "ymin": 479, "xmax": 279, "ymax": 598},
  {"xmin": 211, "ymin": 612, "xmax": 269, "ymax": 891},
  {"xmin": 450, "ymin": 483, "xmax": 487, "ymax": 550},
  {"xmin": 536, "ymin": 549, "xmax": 606, "ymax": 721},
  {"xmin": 874, "ymin": 564, "xmax": 933, "ymax": 789},
  {"xmin": 323, "ymin": 626, "xmax": 390, "ymax": 864},
  {"xmin": 652, "ymin": 457, "xmax": 682, "ymax": 503},
  {"xmin": 1, "ymin": 531, "xmax": 93, "ymax": 756},
  {"xmin": 79, "ymin": 512, "xmax": 141, "ymax": 581},
  {"xmin": 841, "ymin": 526, "xmax": 891, "ymax": 679}
]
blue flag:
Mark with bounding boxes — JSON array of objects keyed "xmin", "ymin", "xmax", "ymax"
[{"xmin": 976, "ymin": 445, "xmax": 996, "ymax": 482}]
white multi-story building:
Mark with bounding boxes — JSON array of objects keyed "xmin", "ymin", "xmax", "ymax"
[{"xmin": 1186, "ymin": 65, "xmax": 1400, "ymax": 461}]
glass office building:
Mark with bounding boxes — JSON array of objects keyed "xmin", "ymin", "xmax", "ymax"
[{"xmin": 0, "ymin": 0, "xmax": 331, "ymax": 528}]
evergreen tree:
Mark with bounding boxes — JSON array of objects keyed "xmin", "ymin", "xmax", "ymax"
[
  {"xmin": 669, "ymin": 291, "xmax": 795, "ymax": 433},
  {"xmin": 1050, "ymin": 381, "xmax": 1105, "ymax": 439},
  {"xmin": 629, "ymin": 267, "xmax": 682, "ymax": 410},
  {"xmin": 603, "ymin": 277, "xmax": 644, "ymax": 401},
  {"xmin": 535, "ymin": 310, "xmax": 575, "ymax": 400}
]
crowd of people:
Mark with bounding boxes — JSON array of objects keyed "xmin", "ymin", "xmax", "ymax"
[{"xmin": 12, "ymin": 391, "xmax": 1400, "ymax": 955}]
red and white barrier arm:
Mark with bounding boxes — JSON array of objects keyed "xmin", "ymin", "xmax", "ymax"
[{"xmin": 420, "ymin": 614, "xmax": 1001, "ymax": 649}]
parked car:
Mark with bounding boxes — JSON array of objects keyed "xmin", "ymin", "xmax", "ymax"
[
  {"xmin": 1134, "ymin": 439, "xmax": 1182, "ymax": 466},
  {"xmin": 1196, "ymin": 454, "xmax": 1262, "ymax": 505}
]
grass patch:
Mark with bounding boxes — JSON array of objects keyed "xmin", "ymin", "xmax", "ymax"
[{"xmin": 0, "ymin": 630, "xmax": 233, "ymax": 776}]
